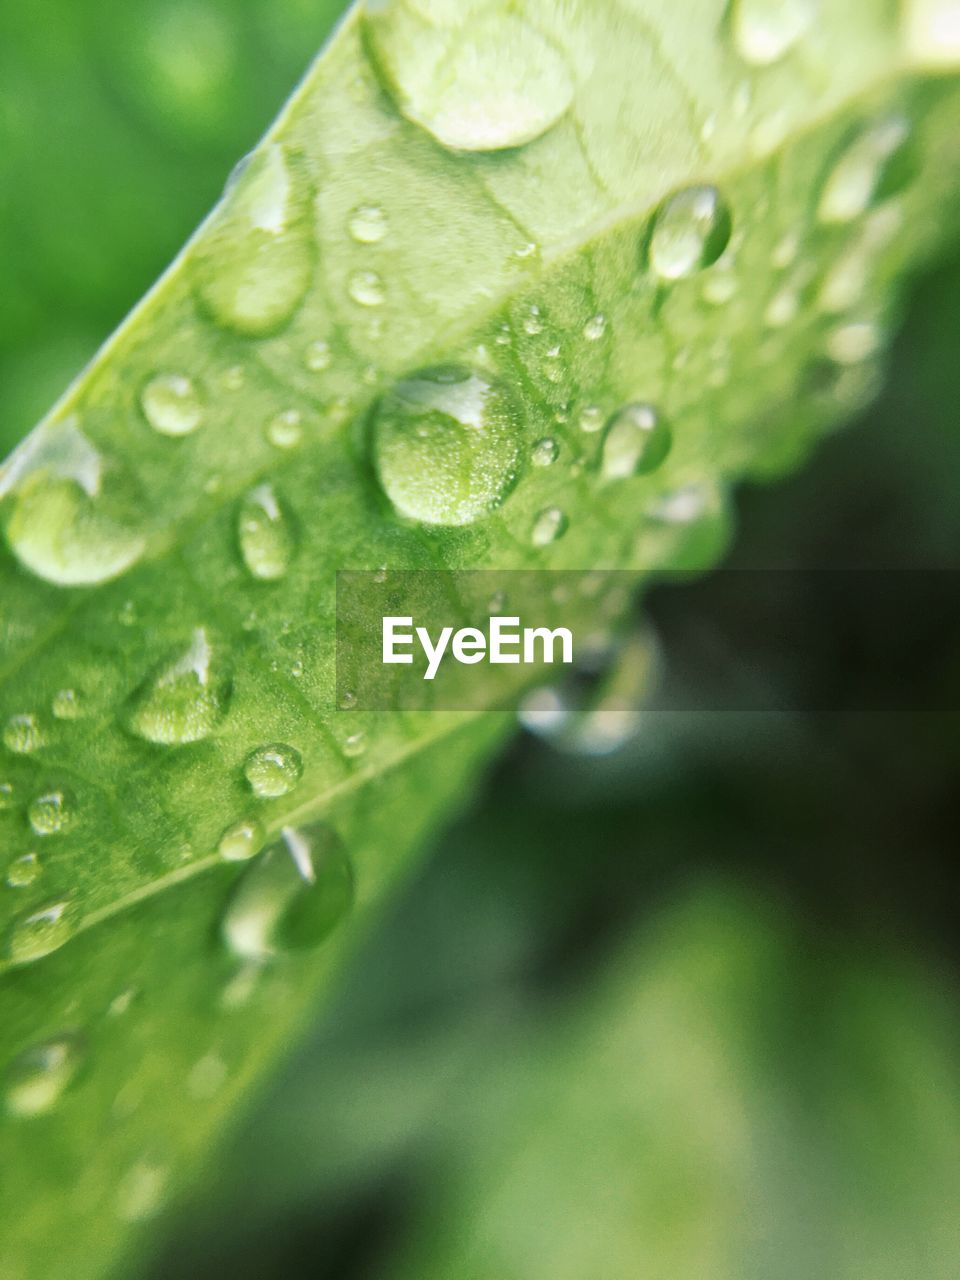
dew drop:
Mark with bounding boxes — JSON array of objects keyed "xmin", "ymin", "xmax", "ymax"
[
  {"xmin": 28, "ymin": 790, "xmax": 75, "ymax": 837},
  {"xmin": 0, "ymin": 782, "xmax": 15, "ymax": 810},
  {"xmin": 221, "ymin": 824, "xmax": 353, "ymax": 961},
  {"xmin": 5, "ymin": 1034, "xmax": 84, "ymax": 1117},
  {"xmin": 218, "ymin": 818, "xmax": 265, "ymax": 864},
  {"xmin": 523, "ymin": 305, "xmax": 544, "ymax": 337},
  {"xmin": 221, "ymin": 366, "xmax": 246, "ymax": 393},
  {"xmin": 764, "ymin": 286, "xmax": 800, "ymax": 328},
  {"xmin": 817, "ymin": 117, "xmax": 912, "ymax": 225},
  {"xmin": 531, "ymin": 506, "xmax": 568, "ymax": 548},
  {"xmin": 342, "ymin": 732, "xmax": 367, "ymax": 760},
  {"xmin": 348, "ymin": 270, "xmax": 385, "ymax": 307},
  {"xmin": 578, "ymin": 404, "xmax": 605, "ymax": 434},
  {"xmin": 116, "ymin": 1158, "xmax": 168, "ymax": 1223},
  {"xmin": 266, "ymin": 409, "xmax": 304, "ymax": 451},
  {"xmin": 349, "ymin": 204, "xmax": 388, "ymax": 244},
  {"xmin": 8, "ymin": 899, "xmax": 76, "ymax": 964},
  {"xmin": 371, "ymin": 366, "xmax": 521, "ymax": 527},
  {"xmin": 601, "ymin": 404, "xmax": 672, "ymax": 480},
  {"xmin": 193, "ymin": 144, "xmax": 314, "ymax": 337},
  {"xmin": 243, "ymin": 743, "xmax": 303, "ymax": 799},
  {"xmin": 6, "ymin": 853, "xmax": 40, "ymax": 888},
  {"xmin": 0, "ymin": 418, "xmax": 146, "ymax": 587},
  {"xmin": 825, "ymin": 320, "xmax": 884, "ymax": 364},
  {"xmin": 237, "ymin": 484, "xmax": 296, "ymax": 582},
  {"xmin": 648, "ymin": 186, "xmax": 732, "ymax": 280},
  {"xmin": 731, "ymin": 0, "xmax": 814, "ymax": 65},
  {"xmin": 365, "ymin": 6, "xmax": 574, "ymax": 152},
  {"xmin": 531, "ymin": 437, "xmax": 559, "ymax": 468},
  {"xmin": 583, "ymin": 314, "xmax": 607, "ymax": 342},
  {"xmin": 52, "ymin": 688, "xmax": 83, "ymax": 720},
  {"xmin": 3, "ymin": 714, "xmax": 42, "ymax": 755},
  {"xmin": 126, "ymin": 628, "xmax": 232, "ymax": 746},
  {"xmin": 304, "ymin": 341, "xmax": 332, "ymax": 373},
  {"xmin": 140, "ymin": 373, "xmax": 204, "ymax": 438}
]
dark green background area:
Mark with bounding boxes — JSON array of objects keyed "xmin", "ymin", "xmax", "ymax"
[{"xmin": 2, "ymin": 3, "xmax": 960, "ymax": 1277}]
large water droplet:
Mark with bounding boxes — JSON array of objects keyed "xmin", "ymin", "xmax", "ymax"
[
  {"xmin": 243, "ymin": 743, "xmax": 303, "ymax": 798},
  {"xmin": 3, "ymin": 713, "xmax": 42, "ymax": 755},
  {"xmin": 371, "ymin": 366, "xmax": 521, "ymax": 527},
  {"xmin": 140, "ymin": 373, "xmax": 204, "ymax": 437},
  {"xmin": 817, "ymin": 117, "xmax": 912, "ymax": 225},
  {"xmin": 193, "ymin": 145, "xmax": 314, "ymax": 337},
  {"xmin": 221, "ymin": 824, "xmax": 353, "ymax": 961},
  {"xmin": 0, "ymin": 418, "xmax": 146, "ymax": 586},
  {"xmin": 903, "ymin": 0, "xmax": 960, "ymax": 65},
  {"xmin": 126, "ymin": 628, "xmax": 232, "ymax": 745},
  {"xmin": 730, "ymin": 0, "xmax": 814, "ymax": 65},
  {"xmin": 6, "ymin": 853, "xmax": 41, "ymax": 888},
  {"xmin": 648, "ymin": 186, "xmax": 732, "ymax": 280},
  {"xmin": 5, "ymin": 1034, "xmax": 84, "ymax": 1117},
  {"xmin": 237, "ymin": 484, "xmax": 296, "ymax": 582},
  {"xmin": 8, "ymin": 899, "xmax": 76, "ymax": 964},
  {"xmin": 365, "ymin": 5, "xmax": 574, "ymax": 152},
  {"xmin": 601, "ymin": 404, "xmax": 672, "ymax": 480},
  {"xmin": 28, "ymin": 789, "xmax": 76, "ymax": 837}
]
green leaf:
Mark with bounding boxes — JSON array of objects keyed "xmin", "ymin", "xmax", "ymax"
[{"xmin": 1, "ymin": 2, "xmax": 959, "ymax": 1277}]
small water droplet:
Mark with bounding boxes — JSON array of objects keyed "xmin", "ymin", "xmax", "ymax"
[
  {"xmin": 648, "ymin": 186, "xmax": 732, "ymax": 280},
  {"xmin": 338, "ymin": 689, "xmax": 358, "ymax": 711},
  {"xmin": 6, "ymin": 853, "xmax": 40, "ymax": 888},
  {"xmin": 108, "ymin": 987, "xmax": 138, "ymax": 1018},
  {"xmin": 193, "ymin": 144, "xmax": 314, "ymax": 337},
  {"xmin": 601, "ymin": 404, "xmax": 672, "ymax": 480},
  {"xmin": 825, "ymin": 320, "xmax": 883, "ymax": 364},
  {"xmin": 218, "ymin": 818, "xmax": 265, "ymax": 864},
  {"xmin": 531, "ymin": 437, "xmax": 559, "ymax": 468},
  {"xmin": 0, "ymin": 418, "xmax": 146, "ymax": 586},
  {"xmin": 648, "ymin": 483, "xmax": 712, "ymax": 524},
  {"xmin": 578, "ymin": 404, "xmax": 605, "ymax": 434},
  {"xmin": 764, "ymin": 287, "xmax": 800, "ymax": 328},
  {"xmin": 8, "ymin": 899, "xmax": 76, "ymax": 964},
  {"xmin": 0, "ymin": 782, "xmax": 15, "ymax": 810},
  {"xmin": 348, "ymin": 204, "xmax": 388, "ymax": 244},
  {"xmin": 342, "ymin": 732, "xmax": 366, "ymax": 760},
  {"xmin": 5, "ymin": 1034, "xmax": 84, "ymax": 1117},
  {"xmin": 304, "ymin": 341, "xmax": 332, "ymax": 373},
  {"xmin": 221, "ymin": 366, "xmax": 246, "ymax": 392},
  {"xmin": 265, "ymin": 409, "xmax": 304, "ymax": 451},
  {"xmin": 187, "ymin": 1053, "xmax": 228, "ymax": 1100},
  {"xmin": 140, "ymin": 373, "xmax": 204, "ymax": 438},
  {"xmin": 4, "ymin": 714, "xmax": 42, "ymax": 755},
  {"xmin": 817, "ymin": 117, "xmax": 912, "ymax": 225},
  {"xmin": 702, "ymin": 271, "xmax": 738, "ymax": 305},
  {"xmin": 583, "ymin": 314, "xmax": 607, "ymax": 342},
  {"xmin": 371, "ymin": 366, "xmax": 521, "ymax": 527},
  {"xmin": 772, "ymin": 232, "xmax": 801, "ymax": 269},
  {"xmin": 126, "ymin": 628, "xmax": 232, "ymax": 746},
  {"xmin": 365, "ymin": 6, "xmax": 574, "ymax": 152},
  {"xmin": 348, "ymin": 270, "xmax": 385, "ymax": 307},
  {"xmin": 730, "ymin": 0, "xmax": 814, "ymax": 65},
  {"xmin": 523, "ymin": 305, "xmax": 544, "ymax": 337},
  {"xmin": 237, "ymin": 484, "xmax": 296, "ymax": 582},
  {"xmin": 531, "ymin": 506, "xmax": 568, "ymax": 547},
  {"xmin": 116, "ymin": 1158, "xmax": 168, "ymax": 1223},
  {"xmin": 222, "ymin": 824, "xmax": 354, "ymax": 961},
  {"xmin": 244, "ymin": 743, "xmax": 303, "ymax": 799},
  {"xmin": 28, "ymin": 790, "xmax": 75, "ymax": 837},
  {"xmin": 51, "ymin": 688, "xmax": 83, "ymax": 721}
]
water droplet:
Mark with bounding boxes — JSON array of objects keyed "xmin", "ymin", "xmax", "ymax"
[
  {"xmin": 0, "ymin": 782, "xmax": 15, "ymax": 810},
  {"xmin": 221, "ymin": 824, "xmax": 353, "ymax": 961},
  {"xmin": 243, "ymin": 743, "xmax": 303, "ymax": 799},
  {"xmin": 237, "ymin": 484, "xmax": 296, "ymax": 582},
  {"xmin": 523, "ymin": 305, "xmax": 544, "ymax": 336},
  {"xmin": 817, "ymin": 117, "xmax": 912, "ymax": 225},
  {"xmin": 6, "ymin": 853, "xmax": 40, "ymax": 888},
  {"xmin": 825, "ymin": 320, "xmax": 883, "ymax": 364},
  {"xmin": 218, "ymin": 818, "xmax": 265, "ymax": 864},
  {"xmin": 772, "ymin": 232, "xmax": 801, "ymax": 269},
  {"xmin": 187, "ymin": 1053, "xmax": 228, "ymax": 1100},
  {"xmin": 304, "ymin": 340, "xmax": 332, "ymax": 373},
  {"xmin": 193, "ymin": 144, "xmax": 314, "ymax": 337},
  {"xmin": 0, "ymin": 418, "xmax": 145, "ymax": 586},
  {"xmin": 365, "ymin": 6, "xmax": 574, "ymax": 152},
  {"xmin": 348, "ymin": 204, "xmax": 388, "ymax": 244},
  {"xmin": 579, "ymin": 404, "xmax": 605, "ymax": 434},
  {"xmin": 108, "ymin": 987, "xmax": 138, "ymax": 1018},
  {"xmin": 601, "ymin": 404, "xmax": 672, "ymax": 480},
  {"xmin": 731, "ymin": 0, "xmax": 814, "ymax": 65},
  {"xmin": 221, "ymin": 366, "xmax": 246, "ymax": 392},
  {"xmin": 371, "ymin": 366, "xmax": 521, "ymax": 527},
  {"xmin": 531, "ymin": 506, "xmax": 568, "ymax": 547},
  {"xmin": 903, "ymin": 0, "xmax": 960, "ymax": 65},
  {"xmin": 342, "ymin": 732, "xmax": 366, "ymax": 760},
  {"xmin": 648, "ymin": 186, "xmax": 732, "ymax": 280},
  {"xmin": 140, "ymin": 373, "xmax": 204, "ymax": 438},
  {"xmin": 116, "ymin": 1158, "xmax": 168, "ymax": 1222},
  {"xmin": 265, "ymin": 409, "xmax": 304, "ymax": 451},
  {"xmin": 702, "ymin": 271, "xmax": 738, "ymax": 305},
  {"xmin": 8, "ymin": 899, "xmax": 76, "ymax": 964},
  {"xmin": 648, "ymin": 483, "xmax": 712, "ymax": 524},
  {"xmin": 5, "ymin": 1034, "xmax": 84, "ymax": 1117},
  {"xmin": 339, "ymin": 689, "xmax": 358, "ymax": 711},
  {"xmin": 531, "ymin": 437, "xmax": 559, "ymax": 468},
  {"xmin": 28, "ymin": 790, "xmax": 75, "ymax": 837},
  {"xmin": 126, "ymin": 628, "xmax": 232, "ymax": 746},
  {"xmin": 348, "ymin": 270, "xmax": 385, "ymax": 307},
  {"xmin": 51, "ymin": 688, "xmax": 82, "ymax": 721},
  {"xmin": 4, "ymin": 714, "xmax": 42, "ymax": 755},
  {"xmin": 583, "ymin": 314, "xmax": 607, "ymax": 342},
  {"xmin": 765, "ymin": 287, "xmax": 800, "ymax": 328}
]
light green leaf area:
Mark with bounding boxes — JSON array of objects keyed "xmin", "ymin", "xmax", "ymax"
[{"xmin": 1, "ymin": 1, "xmax": 959, "ymax": 1276}]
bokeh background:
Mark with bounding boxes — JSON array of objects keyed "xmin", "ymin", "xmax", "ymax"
[{"xmin": 3, "ymin": 2, "xmax": 959, "ymax": 1276}]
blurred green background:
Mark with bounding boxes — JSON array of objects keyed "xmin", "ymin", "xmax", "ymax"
[{"xmin": 3, "ymin": 2, "xmax": 960, "ymax": 1276}]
